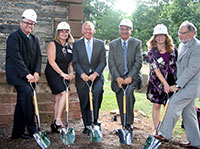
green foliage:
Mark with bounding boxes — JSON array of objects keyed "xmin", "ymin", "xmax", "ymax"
[
  {"xmin": 133, "ymin": 0, "xmax": 200, "ymax": 50},
  {"xmin": 83, "ymin": 0, "xmax": 200, "ymax": 50}
]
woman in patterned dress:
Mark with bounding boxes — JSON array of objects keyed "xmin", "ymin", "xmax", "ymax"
[{"xmin": 146, "ymin": 24, "xmax": 177, "ymax": 130}]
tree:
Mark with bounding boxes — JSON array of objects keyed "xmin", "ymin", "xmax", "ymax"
[{"xmin": 83, "ymin": 0, "xmax": 124, "ymax": 42}]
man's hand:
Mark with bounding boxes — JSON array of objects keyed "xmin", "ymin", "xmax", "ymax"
[
  {"xmin": 124, "ymin": 76, "xmax": 132, "ymax": 84},
  {"xmin": 116, "ymin": 77, "xmax": 125, "ymax": 88},
  {"xmin": 81, "ymin": 73, "xmax": 89, "ymax": 82},
  {"xmin": 88, "ymin": 72, "xmax": 98, "ymax": 82},
  {"xmin": 26, "ymin": 74, "xmax": 35, "ymax": 82},
  {"xmin": 34, "ymin": 72, "xmax": 40, "ymax": 83},
  {"xmin": 170, "ymin": 85, "xmax": 179, "ymax": 92}
]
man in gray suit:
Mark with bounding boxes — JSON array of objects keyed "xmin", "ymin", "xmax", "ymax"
[
  {"xmin": 108, "ymin": 19, "xmax": 142, "ymax": 131},
  {"xmin": 155, "ymin": 21, "xmax": 200, "ymax": 148},
  {"xmin": 72, "ymin": 21, "xmax": 106, "ymax": 134}
]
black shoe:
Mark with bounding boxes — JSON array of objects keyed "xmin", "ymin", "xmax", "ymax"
[
  {"xmin": 125, "ymin": 125, "xmax": 133, "ymax": 131},
  {"xmin": 94, "ymin": 122, "xmax": 101, "ymax": 126},
  {"xmin": 82, "ymin": 127, "xmax": 89, "ymax": 134},
  {"xmin": 12, "ymin": 133, "xmax": 33, "ymax": 139},
  {"xmin": 50, "ymin": 120, "xmax": 61, "ymax": 133}
]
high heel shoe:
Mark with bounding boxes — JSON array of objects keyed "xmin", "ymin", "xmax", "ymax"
[{"xmin": 50, "ymin": 120, "xmax": 61, "ymax": 133}]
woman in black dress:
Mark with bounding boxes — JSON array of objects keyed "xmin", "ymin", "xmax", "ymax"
[{"xmin": 45, "ymin": 22, "xmax": 75, "ymax": 132}]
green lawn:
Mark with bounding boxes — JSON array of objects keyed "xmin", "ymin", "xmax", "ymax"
[{"xmin": 101, "ymin": 70, "xmax": 200, "ymax": 138}]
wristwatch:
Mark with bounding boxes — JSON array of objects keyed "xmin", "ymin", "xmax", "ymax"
[{"xmin": 175, "ymin": 84, "xmax": 180, "ymax": 88}]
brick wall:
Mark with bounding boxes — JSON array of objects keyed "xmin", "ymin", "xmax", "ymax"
[
  {"xmin": 0, "ymin": 0, "xmax": 83, "ymax": 124},
  {"xmin": 0, "ymin": 72, "xmax": 81, "ymax": 125}
]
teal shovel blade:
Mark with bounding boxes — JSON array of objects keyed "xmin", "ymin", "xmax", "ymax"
[
  {"xmin": 143, "ymin": 135, "xmax": 161, "ymax": 149},
  {"xmin": 33, "ymin": 131, "xmax": 50, "ymax": 149},
  {"xmin": 87, "ymin": 125, "xmax": 103, "ymax": 142},
  {"xmin": 60, "ymin": 127, "xmax": 75, "ymax": 145},
  {"xmin": 117, "ymin": 128, "xmax": 133, "ymax": 145}
]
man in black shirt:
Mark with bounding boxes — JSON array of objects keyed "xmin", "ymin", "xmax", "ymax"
[{"xmin": 6, "ymin": 9, "xmax": 41, "ymax": 139}]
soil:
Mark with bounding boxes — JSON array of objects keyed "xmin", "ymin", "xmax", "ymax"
[{"xmin": 0, "ymin": 110, "xmax": 187, "ymax": 149}]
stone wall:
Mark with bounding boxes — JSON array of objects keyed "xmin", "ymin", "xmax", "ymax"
[
  {"xmin": 0, "ymin": 0, "xmax": 83, "ymax": 124},
  {"xmin": 0, "ymin": 0, "xmax": 83, "ymax": 71}
]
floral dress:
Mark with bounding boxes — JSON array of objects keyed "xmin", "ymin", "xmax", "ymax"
[{"xmin": 146, "ymin": 47, "xmax": 177, "ymax": 104}]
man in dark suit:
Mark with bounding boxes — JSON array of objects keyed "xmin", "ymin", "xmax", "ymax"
[
  {"xmin": 155, "ymin": 21, "xmax": 200, "ymax": 148},
  {"xmin": 108, "ymin": 19, "xmax": 142, "ymax": 131},
  {"xmin": 72, "ymin": 21, "xmax": 106, "ymax": 134},
  {"xmin": 6, "ymin": 9, "xmax": 41, "ymax": 139}
]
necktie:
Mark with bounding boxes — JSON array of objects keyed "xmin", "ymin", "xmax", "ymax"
[
  {"xmin": 122, "ymin": 41, "xmax": 128, "ymax": 75},
  {"xmin": 87, "ymin": 41, "xmax": 92, "ymax": 63}
]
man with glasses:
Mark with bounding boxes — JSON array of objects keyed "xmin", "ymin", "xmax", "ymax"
[
  {"xmin": 6, "ymin": 9, "xmax": 41, "ymax": 139},
  {"xmin": 155, "ymin": 21, "xmax": 200, "ymax": 148},
  {"xmin": 108, "ymin": 19, "xmax": 142, "ymax": 133}
]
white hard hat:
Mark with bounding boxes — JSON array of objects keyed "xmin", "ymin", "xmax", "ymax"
[
  {"xmin": 153, "ymin": 24, "xmax": 168, "ymax": 35},
  {"xmin": 21, "ymin": 9, "xmax": 37, "ymax": 23},
  {"xmin": 56, "ymin": 22, "xmax": 71, "ymax": 31},
  {"xmin": 119, "ymin": 19, "xmax": 133, "ymax": 29}
]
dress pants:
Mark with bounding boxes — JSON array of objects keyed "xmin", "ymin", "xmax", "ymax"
[
  {"xmin": 77, "ymin": 78, "xmax": 103, "ymax": 127},
  {"xmin": 161, "ymin": 94, "xmax": 200, "ymax": 148},
  {"xmin": 116, "ymin": 85, "xmax": 135, "ymax": 126},
  {"xmin": 12, "ymin": 83, "xmax": 36, "ymax": 137}
]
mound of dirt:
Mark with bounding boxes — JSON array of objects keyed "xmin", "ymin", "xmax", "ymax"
[{"xmin": 0, "ymin": 110, "xmax": 186, "ymax": 149}]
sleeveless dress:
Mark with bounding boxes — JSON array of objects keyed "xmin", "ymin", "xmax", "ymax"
[{"xmin": 45, "ymin": 40, "xmax": 72, "ymax": 94}]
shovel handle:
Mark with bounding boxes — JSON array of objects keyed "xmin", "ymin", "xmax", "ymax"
[
  {"xmin": 33, "ymin": 93, "xmax": 39, "ymax": 116},
  {"xmin": 89, "ymin": 91, "xmax": 93, "ymax": 111},
  {"xmin": 66, "ymin": 88, "xmax": 69, "ymax": 112},
  {"xmin": 63, "ymin": 79, "xmax": 70, "ymax": 112},
  {"xmin": 123, "ymin": 95, "xmax": 126, "ymax": 114},
  {"xmin": 86, "ymin": 81, "xmax": 94, "ymax": 112}
]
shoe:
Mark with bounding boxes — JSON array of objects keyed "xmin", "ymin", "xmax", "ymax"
[
  {"xmin": 180, "ymin": 142, "xmax": 197, "ymax": 148},
  {"xmin": 154, "ymin": 134, "xmax": 168, "ymax": 142},
  {"xmin": 82, "ymin": 127, "xmax": 89, "ymax": 134},
  {"xmin": 125, "ymin": 125, "xmax": 133, "ymax": 131},
  {"xmin": 50, "ymin": 120, "xmax": 61, "ymax": 133},
  {"xmin": 94, "ymin": 122, "xmax": 101, "ymax": 126},
  {"xmin": 12, "ymin": 133, "xmax": 33, "ymax": 139}
]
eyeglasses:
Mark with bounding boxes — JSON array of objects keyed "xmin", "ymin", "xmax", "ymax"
[
  {"xmin": 178, "ymin": 31, "xmax": 189, "ymax": 35},
  {"xmin": 22, "ymin": 21, "xmax": 35, "ymax": 26},
  {"xmin": 119, "ymin": 27, "xmax": 131, "ymax": 31}
]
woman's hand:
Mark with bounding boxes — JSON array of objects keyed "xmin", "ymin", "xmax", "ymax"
[
  {"xmin": 163, "ymin": 82, "xmax": 170, "ymax": 93},
  {"xmin": 69, "ymin": 72, "xmax": 75, "ymax": 80},
  {"xmin": 61, "ymin": 73, "xmax": 70, "ymax": 80}
]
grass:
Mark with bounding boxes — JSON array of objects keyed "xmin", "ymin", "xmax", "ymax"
[{"xmin": 101, "ymin": 69, "xmax": 200, "ymax": 138}]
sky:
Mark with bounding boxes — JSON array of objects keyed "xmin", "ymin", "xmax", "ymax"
[{"xmin": 114, "ymin": 0, "xmax": 137, "ymax": 16}]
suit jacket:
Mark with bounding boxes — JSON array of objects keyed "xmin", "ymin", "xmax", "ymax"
[
  {"xmin": 176, "ymin": 37, "xmax": 200, "ymax": 98},
  {"xmin": 72, "ymin": 38, "xmax": 106, "ymax": 88},
  {"xmin": 6, "ymin": 29, "xmax": 41, "ymax": 86},
  {"xmin": 108, "ymin": 37, "xmax": 143, "ymax": 93}
]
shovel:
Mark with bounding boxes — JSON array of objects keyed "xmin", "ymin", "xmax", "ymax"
[
  {"xmin": 117, "ymin": 85, "xmax": 133, "ymax": 145},
  {"xmin": 143, "ymin": 93, "xmax": 175, "ymax": 149},
  {"xmin": 86, "ymin": 81, "xmax": 103, "ymax": 142},
  {"xmin": 60, "ymin": 79, "xmax": 75, "ymax": 146},
  {"xmin": 30, "ymin": 82, "xmax": 50, "ymax": 149}
]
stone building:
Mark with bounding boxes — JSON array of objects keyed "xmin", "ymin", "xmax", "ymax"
[{"xmin": 0, "ymin": 0, "xmax": 83, "ymax": 124}]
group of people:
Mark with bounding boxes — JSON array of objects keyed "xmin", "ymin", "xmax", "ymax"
[{"xmin": 5, "ymin": 8, "xmax": 200, "ymax": 148}]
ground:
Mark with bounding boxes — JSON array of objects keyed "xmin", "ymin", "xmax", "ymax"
[{"xmin": 0, "ymin": 110, "xmax": 187, "ymax": 149}]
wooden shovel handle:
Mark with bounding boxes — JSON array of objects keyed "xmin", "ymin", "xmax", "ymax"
[
  {"xmin": 160, "ymin": 104, "xmax": 168, "ymax": 122},
  {"xmin": 33, "ymin": 92, "xmax": 39, "ymax": 116},
  {"xmin": 89, "ymin": 91, "xmax": 93, "ymax": 111},
  {"xmin": 123, "ymin": 95, "xmax": 126, "ymax": 114},
  {"xmin": 66, "ymin": 88, "xmax": 69, "ymax": 112}
]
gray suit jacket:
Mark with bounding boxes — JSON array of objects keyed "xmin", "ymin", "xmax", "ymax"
[
  {"xmin": 108, "ymin": 37, "xmax": 143, "ymax": 93},
  {"xmin": 176, "ymin": 37, "xmax": 200, "ymax": 98},
  {"xmin": 72, "ymin": 38, "xmax": 106, "ymax": 88}
]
